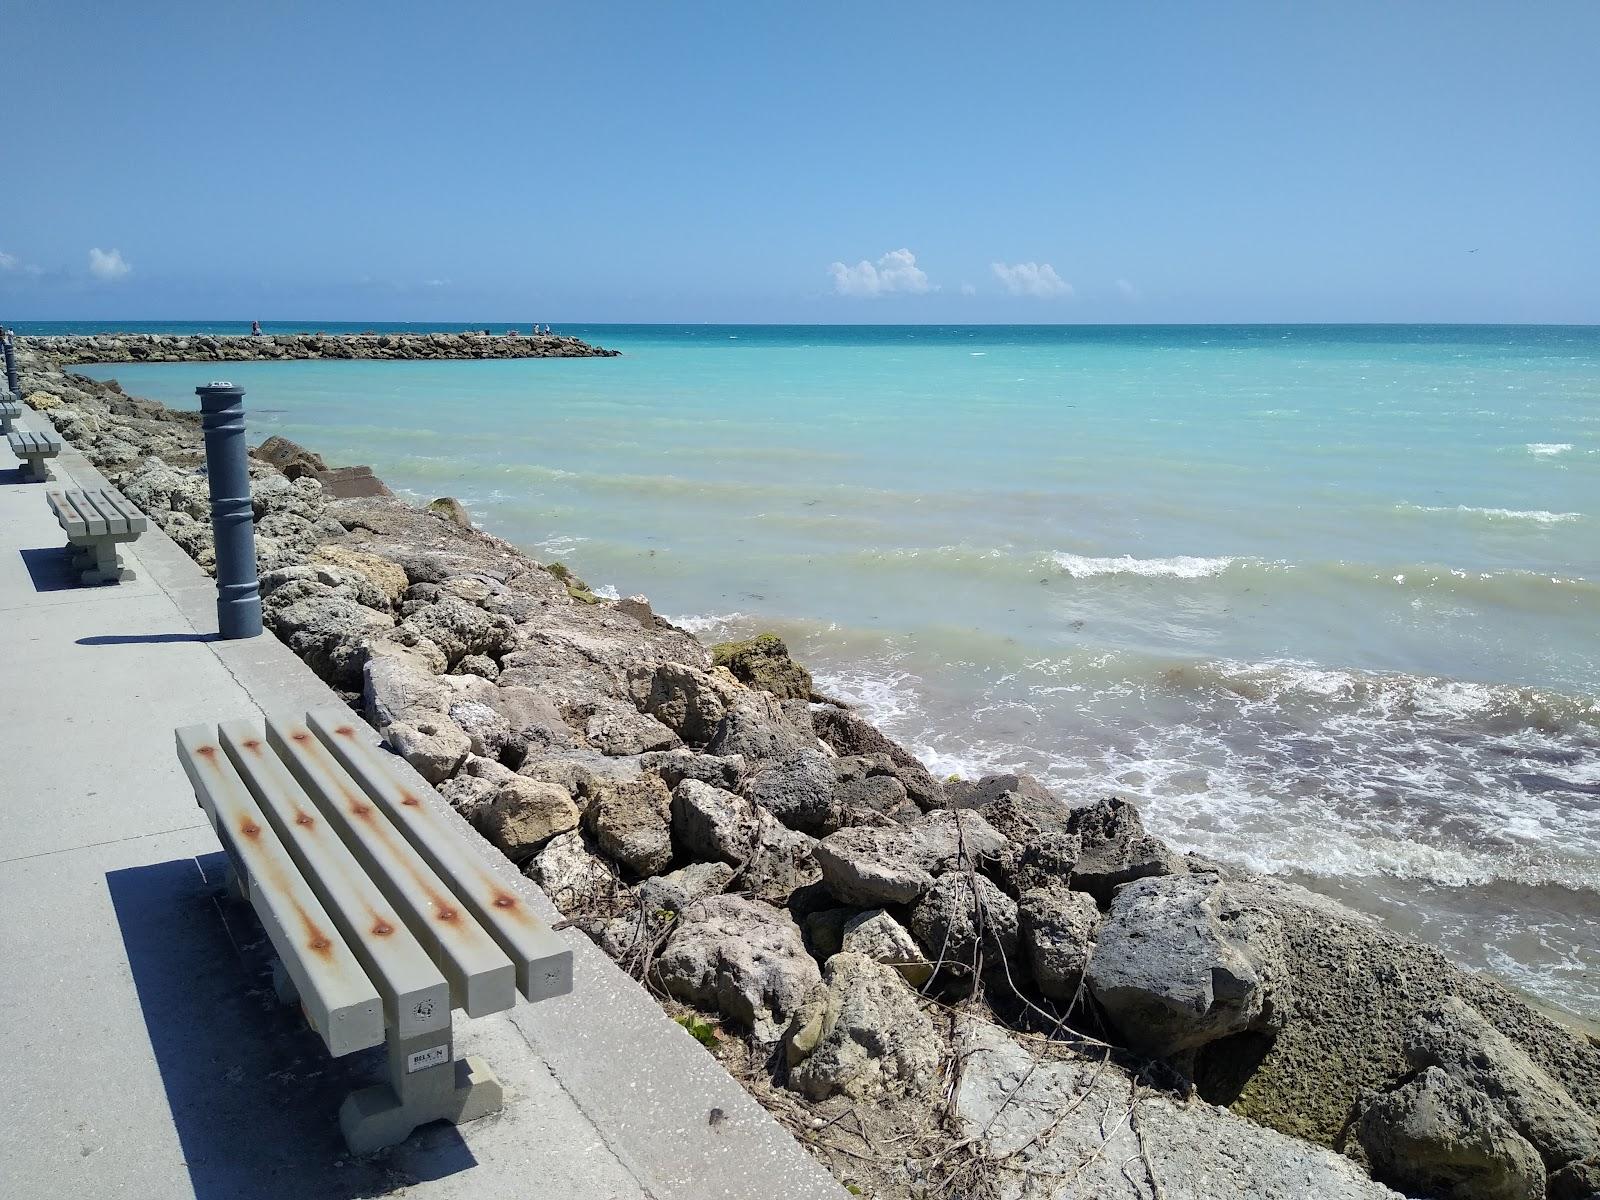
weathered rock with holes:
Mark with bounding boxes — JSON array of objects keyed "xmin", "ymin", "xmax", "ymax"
[
  {"xmin": 907, "ymin": 873, "xmax": 1020, "ymax": 982},
  {"xmin": 448, "ymin": 699, "xmax": 515, "ymax": 761},
  {"xmin": 363, "ymin": 653, "xmax": 448, "ymax": 729},
  {"xmin": 473, "ymin": 777, "xmax": 579, "ymax": 859},
  {"xmin": 642, "ymin": 662, "xmax": 740, "ymax": 745},
  {"xmin": 811, "ymin": 705, "xmax": 942, "ymax": 808},
  {"xmin": 742, "ymin": 750, "xmax": 839, "ymax": 834},
  {"xmin": 1404, "ymin": 997, "xmax": 1600, "ymax": 1178},
  {"xmin": 1087, "ymin": 873, "xmax": 1288, "ymax": 1058},
  {"xmin": 585, "ymin": 701, "xmax": 681, "ymax": 756},
  {"xmin": 640, "ymin": 748, "xmax": 744, "ymax": 791},
  {"xmin": 1357, "ymin": 1066, "xmax": 1546, "ymax": 1200},
  {"xmin": 705, "ymin": 693, "xmax": 814, "ymax": 762},
  {"xmin": 1068, "ymin": 796, "xmax": 1185, "ymax": 904},
  {"xmin": 784, "ymin": 953, "xmax": 941, "ymax": 1101},
  {"xmin": 397, "ymin": 595, "xmax": 518, "ymax": 667},
  {"xmin": 710, "ymin": 633, "xmax": 813, "ymax": 700},
  {"xmin": 911, "ymin": 809, "xmax": 1012, "ymax": 873},
  {"xmin": 382, "ymin": 714, "xmax": 471, "ymax": 784},
  {"xmin": 1019, "ymin": 885, "xmax": 1099, "ymax": 1002},
  {"xmin": 814, "ymin": 825, "xmax": 937, "ymax": 907},
  {"xmin": 584, "ymin": 775, "xmax": 673, "ymax": 876},
  {"xmin": 840, "ymin": 909, "xmax": 931, "ymax": 987},
  {"xmin": 653, "ymin": 896, "xmax": 821, "ymax": 1043},
  {"xmin": 638, "ymin": 861, "xmax": 736, "ymax": 915},
  {"xmin": 996, "ymin": 830, "xmax": 1082, "ymax": 896},
  {"xmin": 526, "ymin": 829, "xmax": 617, "ymax": 914}
]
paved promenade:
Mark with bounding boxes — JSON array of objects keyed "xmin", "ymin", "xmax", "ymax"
[{"xmin": 0, "ymin": 406, "xmax": 842, "ymax": 1200}]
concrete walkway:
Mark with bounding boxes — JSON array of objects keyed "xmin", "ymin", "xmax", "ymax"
[{"xmin": 0, "ymin": 407, "xmax": 843, "ymax": 1200}]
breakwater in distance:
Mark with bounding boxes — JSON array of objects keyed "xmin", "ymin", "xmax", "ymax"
[{"xmin": 29, "ymin": 330, "xmax": 618, "ymax": 365}]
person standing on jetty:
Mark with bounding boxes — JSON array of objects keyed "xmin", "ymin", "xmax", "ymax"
[{"xmin": 250, "ymin": 319, "xmax": 262, "ymax": 336}]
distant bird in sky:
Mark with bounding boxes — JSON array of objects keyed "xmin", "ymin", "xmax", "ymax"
[{"xmin": 1467, "ymin": 248, "xmax": 1479, "ymax": 253}]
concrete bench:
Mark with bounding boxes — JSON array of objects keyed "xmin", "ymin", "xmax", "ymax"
[
  {"xmin": 176, "ymin": 707, "xmax": 573, "ymax": 1153},
  {"xmin": 9, "ymin": 429, "xmax": 61, "ymax": 481},
  {"xmin": 46, "ymin": 488, "xmax": 147, "ymax": 585},
  {"xmin": 0, "ymin": 396, "xmax": 19, "ymax": 435}
]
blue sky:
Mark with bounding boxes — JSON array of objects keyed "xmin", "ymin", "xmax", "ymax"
[{"xmin": 3, "ymin": 1, "xmax": 1596, "ymax": 323}]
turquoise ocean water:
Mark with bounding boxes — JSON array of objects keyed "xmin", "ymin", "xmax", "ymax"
[{"xmin": 37, "ymin": 322, "xmax": 1598, "ymax": 1016}]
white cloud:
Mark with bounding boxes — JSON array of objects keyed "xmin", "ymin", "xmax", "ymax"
[
  {"xmin": 828, "ymin": 248, "xmax": 933, "ymax": 297},
  {"xmin": 1116, "ymin": 278, "xmax": 1139, "ymax": 300},
  {"xmin": 960, "ymin": 282, "xmax": 977, "ymax": 296},
  {"xmin": 424, "ymin": 278, "xmax": 450, "ymax": 288},
  {"xmin": 991, "ymin": 261, "xmax": 1071, "ymax": 298},
  {"xmin": 0, "ymin": 251, "xmax": 16, "ymax": 271},
  {"xmin": 88, "ymin": 247, "xmax": 132, "ymax": 281}
]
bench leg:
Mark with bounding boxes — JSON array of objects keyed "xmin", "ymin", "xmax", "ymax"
[
  {"xmin": 339, "ymin": 1024, "xmax": 503, "ymax": 1155},
  {"xmin": 20, "ymin": 454, "xmax": 54, "ymax": 483},
  {"xmin": 79, "ymin": 538, "xmax": 134, "ymax": 585},
  {"xmin": 0, "ymin": 414, "xmax": 11, "ymax": 435}
]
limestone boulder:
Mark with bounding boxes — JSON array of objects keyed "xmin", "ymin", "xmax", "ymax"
[
  {"xmin": 382, "ymin": 714, "xmax": 471, "ymax": 784},
  {"xmin": 637, "ymin": 861, "xmax": 736, "ymax": 915},
  {"xmin": 474, "ymin": 777, "xmax": 579, "ymax": 859},
  {"xmin": 1087, "ymin": 873, "xmax": 1288, "ymax": 1058},
  {"xmin": 710, "ymin": 633, "xmax": 813, "ymax": 700},
  {"xmin": 784, "ymin": 953, "xmax": 941, "ymax": 1101},
  {"xmin": 584, "ymin": 775, "xmax": 673, "ymax": 876},
  {"xmin": 741, "ymin": 750, "xmax": 838, "ymax": 833},
  {"xmin": 840, "ymin": 909, "xmax": 932, "ymax": 988},
  {"xmin": 811, "ymin": 705, "xmax": 942, "ymax": 808},
  {"xmin": 1068, "ymin": 796, "xmax": 1185, "ymax": 904},
  {"xmin": 814, "ymin": 826, "xmax": 936, "ymax": 906},
  {"xmin": 584, "ymin": 701, "xmax": 681, "ymax": 756},
  {"xmin": 1357, "ymin": 1067, "xmax": 1546, "ymax": 1200},
  {"xmin": 527, "ymin": 830, "xmax": 618, "ymax": 914},
  {"xmin": 1019, "ymin": 885, "xmax": 1099, "ymax": 1002},
  {"xmin": 654, "ymin": 896, "xmax": 820, "ymax": 1043},
  {"xmin": 908, "ymin": 873, "xmax": 1020, "ymax": 984},
  {"xmin": 642, "ymin": 662, "xmax": 740, "ymax": 745}
]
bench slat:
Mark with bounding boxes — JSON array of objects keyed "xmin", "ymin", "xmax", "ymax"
[
  {"xmin": 47, "ymin": 490, "xmax": 88, "ymax": 538},
  {"xmin": 175, "ymin": 724, "xmax": 385, "ymax": 1057},
  {"xmin": 308, "ymin": 709, "xmax": 574, "ymax": 1004},
  {"xmin": 101, "ymin": 488, "xmax": 149, "ymax": 533},
  {"xmin": 218, "ymin": 721, "xmax": 453, "ymax": 1042},
  {"xmin": 266, "ymin": 716, "xmax": 518, "ymax": 1018},
  {"xmin": 77, "ymin": 489, "xmax": 128, "ymax": 536},
  {"xmin": 65, "ymin": 490, "xmax": 107, "ymax": 536}
]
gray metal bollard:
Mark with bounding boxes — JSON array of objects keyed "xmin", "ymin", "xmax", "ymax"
[
  {"xmin": 197, "ymin": 381, "xmax": 263, "ymax": 639},
  {"xmin": 2, "ymin": 330, "xmax": 18, "ymax": 397}
]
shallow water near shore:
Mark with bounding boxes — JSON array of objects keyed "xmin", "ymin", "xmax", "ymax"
[{"xmin": 63, "ymin": 322, "xmax": 1600, "ymax": 1017}]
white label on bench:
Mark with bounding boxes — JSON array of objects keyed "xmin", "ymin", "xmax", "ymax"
[{"xmin": 407, "ymin": 1045, "xmax": 450, "ymax": 1074}]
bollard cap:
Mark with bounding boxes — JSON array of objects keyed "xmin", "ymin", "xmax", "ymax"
[{"xmin": 196, "ymin": 380, "xmax": 244, "ymax": 397}]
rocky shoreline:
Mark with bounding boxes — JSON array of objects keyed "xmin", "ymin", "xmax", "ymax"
[
  {"xmin": 13, "ymin": 338, "xmax": 1600, "ymax": 1200},
  {"xmin": 27, "ymin": 329, "xmax": 619, "ymax": 365}
]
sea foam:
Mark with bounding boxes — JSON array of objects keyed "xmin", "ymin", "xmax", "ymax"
[{"xmin": 1050, "ymin": 552, "xmax": 1237, "ymax": 579}]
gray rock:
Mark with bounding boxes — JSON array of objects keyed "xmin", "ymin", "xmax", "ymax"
[
  {"xmin": 1068, "ymin": 796, "xmax": 1185, "ymax": 903},
  {"xmin": 584, "ymin": 701, "xmax": 681, "ymax": 756},
  {"xmin": 811, "ymin": 705, "xmax": 943, "ymax": 808},
  {"xmin": 907, "ymin": 873, "xmax": 1020, "ymax": 983},
  {"xmin": 1019, "ymin": 885, "xmax": 1099, "ymax": 1002},
  {"xmin": 642, "ymin": 662, "xmax": 739, "ymax": 745},
  {"xmin": 473, "ymin": 777, "xmax": 579, "ymax": 859},
  {"xmin": 398, "ymin": 595, "xmax": 519, "ymax": 667},
  {"xmin": 526, "ymin": 830, "xmax": 618, "ymax": 914},
  {"xmin": 488, "ymin": 686, "xmax": 578, "ymax": 754},
  {"xmin": 1087, "ymin": 873, "xmax": 1287, "ymax": 1058},
  {"xmin": 784, "ymin": 952, "xmax": 941, "ymax": 1101},
  {"xmin": 584, "ymin": 775, "xmax": 673, "ymax": 876},
  {"xmin": 267, "ymin": 593, "xmax": 393, "ymax": 689},
  {"xmin": 1405, "ymin": 997, "xmax": 1600, "ymax": 1174},
  {"xmin": 814, "ymin": 826, "xmax": 936, "ymax": 906},
  {"xmin": 639, "ymin": 748, "xmax": 744, "ymax": 791},
  {"xmin": 945, "ymin": 771, "xmax": 1055, "ymax": 811},
  {"xmin": 448, "ymin": 698, "xmax": 514, "ymax": 761},
  {"xmin": 654, "ymin": 895, "xmax": 820, "ymax": 1043},
  {"xmin": 668, "ymin": 779, "xmax": 817, "ymax": 903},
  {"xmin": 840, "ymin": 909, "xmax": 932, "ymax": 987},
  {"xmin": 952, "ymin": 1018, "xmax": 1402, "ymax": 1200},
  {"xmin": 638, "ymin": 861, "xmax": 736, "ymax": 915},
  {"xmin": 996, "ymin": 830, "xmax": 1081, "ymax": 896},
  {"xmin": 705, "ymin": 693, "xmax": 813, "ymax": 762},
  {"xmin": 383, "ymin": 714, "xmax": 470, "ymax": 784},
  {"xmin": 363, "ymin": 654, "xmax": 447, "ymax": 729},
  {"xmin": 1357, "ymin": 1066, "xmax": 1546, "ymax": 1200},
  {"xmin": 911, "ymin": 809, "xmax": 1012, "ymax": 872},
  {"xmin": 455, "ymin": 652, "xmax": 499, "ymax": 680},
  {"xmin": 741, "ymin": 750, "xmax": 839, "ymax": 833}
]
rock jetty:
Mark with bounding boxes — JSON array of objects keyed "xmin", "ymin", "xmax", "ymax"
[
  {"xmin": 28, "ymin": 329, "xmax": 619, "ymax": 366},
  {"xmin": 13, "ymin": 340, "xmax": 1599, "ymax": 1200}
]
